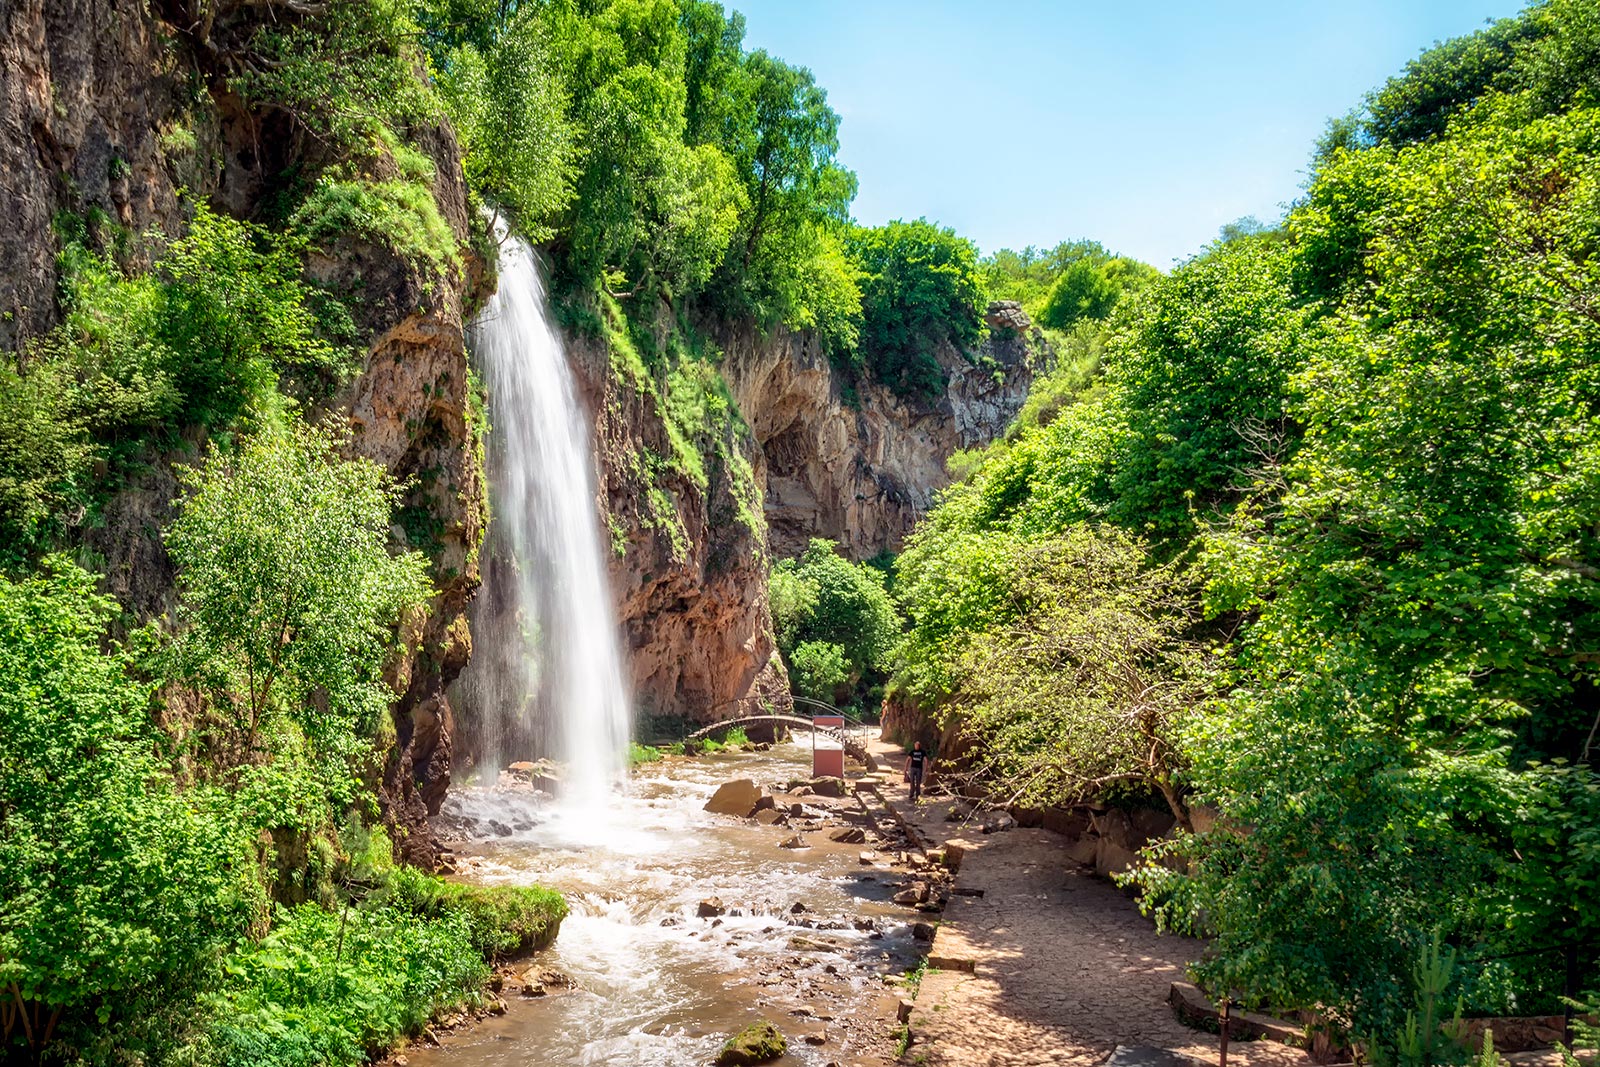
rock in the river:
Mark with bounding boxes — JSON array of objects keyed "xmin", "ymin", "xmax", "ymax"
[
  {"xmin": 808, "ymin": 776, "xmax": 847, "ymax": 798},
  {"xmin": 827, "ymin": 826, "xmax": 866, "ymax": 844},
  {"xmin": 912, "ymin": 922, "xmax": 936, "ymax": 942},
  {"xmin": 698, "ymin": 897, "xmax": 726, "ymax": 918},
  {"xmin": 892, "ymin": 882, "xmax": 931, "ymax": 905},
  {"xmin": 778, "ymin": 834, "xmax": 808, "ymax": 849},
  {"xmin": 714, "ymin": 1021, "xmax": 788, "ymax": 1066},
  {"xmin": 755, "ymin": 808, "xmax": 786, "ymax": 825},
  {"xmin": 705, "ymin": 779, "xmax": 765, "ymax": 817},
  {"xmin": 519, "ymin": 967, "xmax": 576, "ymax": 998},
  {"xmin": 858, "ymin": 850, "xmax": 878, "ymax": 864}
]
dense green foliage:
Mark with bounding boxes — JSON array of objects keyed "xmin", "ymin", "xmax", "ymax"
[
  {"xmin": 0, "ymin": 423, "xmax": 562, "ymax": 1064},
  {"xmin": 0, "ymin": 560, "xmax": 259, "ymax": 1061},
  {"xmin": 928, "ymin": 527, "xmax": 1204, "ymax": 816},
  {"xmin": 981, "ymin": 239, "xmax": 1156, "ymax": 329},
  {"xmin": 207, "ymin": 867, "xmax": 563, "ymax": 1067},
  {"xmin": 0, "ymin": 419, "xmax": 562, "ymax": 1064},
  {"xmin": 845, "ymin": 219, "xmax": 985, "ymax": 398},
  {"xmin": 0, "ymin": 207, "xmax": 351, "ymax": 563},
  {"xmin": 893, "ymin": 0, "xmax": 1600, "ymax": 1047},
  {"xmin": 770, "ymin": 539, "xmax": 900, "ymax": 710},
  {"xmin": 166, "ymin": 424, "xmax": 431, "ymax": 774}
]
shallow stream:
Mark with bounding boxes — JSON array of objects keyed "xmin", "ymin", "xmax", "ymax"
[{"xmin": 404, "ymin": 741, "xmax": 918, "ymax": 1066}]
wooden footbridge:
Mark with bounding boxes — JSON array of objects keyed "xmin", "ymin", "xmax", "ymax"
[{"xmin": 686, "ymin": 700, "xmax": 879, "ymax": 772}]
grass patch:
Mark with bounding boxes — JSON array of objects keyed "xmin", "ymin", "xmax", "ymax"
[
  {"xmin": 292, "ymin": 178, "xmax": 460, "ymax": 275},
  {"xmin": 629, "ymin": 741, "xmax": 664, "ymax": 766},
  {"xmin": 386, "ymin": 866, "xmax": 567, "ymax": 958},
  {"xmin": 905, "ymin": 955, "xmax": 933, "ymax": 997},
  {"xmin": 894, "ymin": 1024, "xmax": 911, "ymax": 1057}
]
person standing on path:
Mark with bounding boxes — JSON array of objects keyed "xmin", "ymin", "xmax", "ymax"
[{"xmin": 903, "ymin": 740, "xmax": 928, "ymax": 803}]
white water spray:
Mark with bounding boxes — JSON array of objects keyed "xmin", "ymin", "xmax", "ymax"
[{"xmin": 457, "ymin": 225, "xmax": 631, "ymax": 816}]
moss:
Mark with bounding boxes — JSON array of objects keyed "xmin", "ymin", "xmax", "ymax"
[
  {"xmin": 714, "ymin": 1021, "xmax": 787, "ymax": 1066},
  {"xmin": 388, "ymin": 868, "xmax": 568, "ymax": 958},
  {"xmin": 292, "ymin": 177, "xmax": 460, "ymax": 275}
]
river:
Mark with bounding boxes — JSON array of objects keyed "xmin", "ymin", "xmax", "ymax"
[{"xmin": 403, "ymin": 741, "xmax": 921, "ymax": 1066}]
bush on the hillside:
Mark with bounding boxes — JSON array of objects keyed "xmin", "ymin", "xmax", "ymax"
[
  {"xmin": 847, "ymin": 219, "xmax": 984, "ymax": 400},
  {"xmin": 0, "ymin": 207, "xmax": 351, "ymax": 562},
  {"xmin": 0, "ymin": 558, "xmax": 260, "ymax": 1063},
  {"xmin": 166, "ymin": 423, "xmax": 432, "ymax": 777},
  {"xmin": 771, "ymin": 539, "xmax": 900, "ymax": 707}
]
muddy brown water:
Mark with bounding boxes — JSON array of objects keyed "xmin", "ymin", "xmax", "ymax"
[{"xmin": 402, "ymin": 741, "xmax": 919, "ymax": 1066}]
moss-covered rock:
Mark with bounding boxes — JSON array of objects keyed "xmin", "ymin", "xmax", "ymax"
[{"xmin": 713, "ymin": 1021, "xmax": 787, "ymax": 1066}]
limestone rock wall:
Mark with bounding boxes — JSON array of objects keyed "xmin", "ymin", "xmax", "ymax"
[
  {"xmin": 722, "ymin": 315, "xmax": 1042, "ymax": 561},
  {"xmin": 0, "ymin": 0, "xmax": 189, "ymax": 351},
  {"xmin": 565, "ymin": 333, "xmax": 790, "ymax": 724},
  {"xmin": 571, "ymin": 307, "xmax": 1039, "ymax": 725}
]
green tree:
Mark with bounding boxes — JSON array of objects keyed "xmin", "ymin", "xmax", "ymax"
[
  {"xmin": 771, "ymin": 539, "xmax": 901, "ymax": 706},
  {"xmin": 789, "ymin": 640, "xmax": 849, "ymax": 703},
  {"xmin": 1038, "ymin": 253, "xmax": 1157, "ymax": 330},
  {"xmin": 1134, "ymin": 68, "xmax": 1600, "ymax": 1041},
  {"xmin": 166, "ymin": 423, "xmax": 432, "ymax": 766},
  {"xmin": 0, "ymin": 559, "xmax": 258, "ymax": 1061},
  {"xmin": 847, "ymin": 219, "xmax": 984, "ymax": 399},
  {"xmin": 434, "ymin": 9, "xmax": 579, "ymax": 239},
  {"xmin": 950, "ymin": 527, "xmax": 1203, "ymax": 821}
]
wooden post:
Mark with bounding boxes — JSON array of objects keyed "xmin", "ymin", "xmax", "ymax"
[
  {"xmin": 1565, "ymin": 942, "xmax": 1579, "ymax": 1049},
  {"xmin": 1219, "ymin": 996, "xmax": 1231, "ymax": 1067}
]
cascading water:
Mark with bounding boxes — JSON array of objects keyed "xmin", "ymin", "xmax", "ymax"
[{"xmin": 457, "ymin": 224, "xmax": 631, "ymax": 816}]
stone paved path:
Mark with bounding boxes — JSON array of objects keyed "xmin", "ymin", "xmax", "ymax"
[{"xmin": 867, "ymin": 739, "xmax": 1316, "ymax": 1067}]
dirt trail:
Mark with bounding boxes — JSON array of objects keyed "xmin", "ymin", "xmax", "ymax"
[{"xmin": 868, "ymin": 738, "xmax": 1315, "ymax": 1067}]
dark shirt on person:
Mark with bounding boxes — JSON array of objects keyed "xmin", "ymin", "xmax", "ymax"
[{"xmin": 907, "ymin": 749, "xmax": 927, "ymax": 774}]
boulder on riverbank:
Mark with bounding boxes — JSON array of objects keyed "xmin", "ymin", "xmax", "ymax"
[
  {"xmin": 705, "ymin": 779, "xmax": 766, "ymax": 817},
  {"xmin": 808, "ymin": 776, "xmax": 847, "ymax": 798},
  {"xmin": 714, "ymin": 1021, "xmax": 787, "ymax": 1066}
]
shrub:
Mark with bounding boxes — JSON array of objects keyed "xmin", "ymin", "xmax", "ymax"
[
  {"xmin": 847, "ymin": 219, "xmax": 984, "ymax": 400},
  {"xmin": 789, "ymin": 640, "xmax": 849, "ymax": 703},
  {"xmin": 0, "ymin": 558, "xmax": 260, "ymax": 1062},
  {"xmin": 292, "ymin": 178, "xmax": 460, "ymax": 274},
  {"xmin": 206, "ymin": 899, "xmax": 486, "ymax": 1067}
]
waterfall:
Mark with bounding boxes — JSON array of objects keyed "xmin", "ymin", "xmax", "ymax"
[{"xmin": 457, "ymin": 226, "xmax": 631, "ymax": 814}]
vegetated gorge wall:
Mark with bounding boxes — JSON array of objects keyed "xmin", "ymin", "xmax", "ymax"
[
  {"xmin": 578, "ymin": 303, "xmax": 1042, "ymax": 723},
  {"xmin": 2, "ymin": 0, "xmax": 1039, "ymax": 866},
  {"xmin": 1, "ymin": 0, "xmax": 487, "ymax": 867}
]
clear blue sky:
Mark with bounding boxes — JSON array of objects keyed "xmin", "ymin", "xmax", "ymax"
[{"xmin": 730, "ymin": 0, "xmax": 1527, "ymax": 267}]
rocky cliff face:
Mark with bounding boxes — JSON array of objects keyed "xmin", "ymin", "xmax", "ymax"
[
  {"xmin": 574, "ymin": 303, "xmax": 1039, "ymax": 725},
  {"xmin": 565, "ymin": 331, "xmax": 791, "ymax": 724},
  {"xmin": 0, "ymin": 0, "xmax": 186, "ymax": 351},
  {"xmin": 723, "ymin": 304, "xmax": 1043, "ymax": 560},
  {"xmin": 0, "ymin": 0, "xmax": 485, "ymax": 867}
]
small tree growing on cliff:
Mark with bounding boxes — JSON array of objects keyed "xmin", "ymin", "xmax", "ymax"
[{"xmin": 165, "ymin": 422, "xmax": 432, "ymax": 777}]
